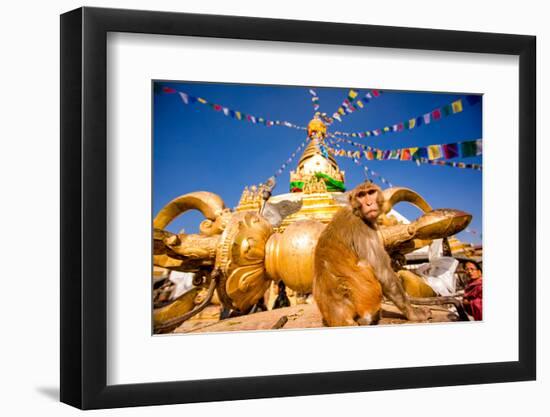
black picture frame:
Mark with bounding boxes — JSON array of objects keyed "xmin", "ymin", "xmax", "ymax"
[{"xmin": 60, "ymin": 6, "xmax": 536, "ymax": 410}]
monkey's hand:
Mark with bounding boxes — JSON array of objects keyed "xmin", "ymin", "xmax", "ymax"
[{"xmin": 406, "ymin": 306, "xmax": 432, "ymax": 322}]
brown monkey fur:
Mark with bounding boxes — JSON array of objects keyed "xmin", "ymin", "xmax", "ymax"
[{"xmin": 313, "ymin": 181, "xmax": 431, "ymax": 326}]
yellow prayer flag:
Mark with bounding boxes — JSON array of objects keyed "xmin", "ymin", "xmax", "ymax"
[
  {"xmin": 384, "ymin": 126, "xmax": 390, "ymax": 132},
  {"xmin": 349, "ymin": 89, "xmax": 358, "ymax": 99},
  {"xmin": 452, "ymin": 99, "xmax": 463, "ymax": 113},
  {"xmin": 235, "ymin": 111, "xmax": 242, "ymax": 120},
  {"xmin": 356, "ymin": 100, "xmax": 364, "ymax": 108},
  {"xmin": 197, "ymin": 97, "xmax": 207, "ymax": 104},
  {"xmin": 428, "ymin": 145, "xmax": 442, "ymax": 160},
  {"xmin": 338, "ymin": 107, "xmax": 345, "ymax": 115},
  {"xmin": 409, "ymin": 118, "xmax": 416, "ymax": 129}
]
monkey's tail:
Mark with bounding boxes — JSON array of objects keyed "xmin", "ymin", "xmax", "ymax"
[{"xmin": 408, "ymin": 296, "xmax": 470, "ymax": 321}]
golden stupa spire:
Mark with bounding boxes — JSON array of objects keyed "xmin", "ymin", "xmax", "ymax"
[{"xmin": 290, "ymin": 117, "xmax": 345, "ymax": 193}]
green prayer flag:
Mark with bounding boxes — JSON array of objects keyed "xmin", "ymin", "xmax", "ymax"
[{"xmin": 460, "ymin": 141, "xmax": 477, "ymax": 157}]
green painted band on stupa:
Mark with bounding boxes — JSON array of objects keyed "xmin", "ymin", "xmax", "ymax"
[
  {"xmin": 288, "ymin": 173, "xmax": 345, "ymax": 192},
  {"xmin": 315, "ymin": 172, "xmax": 346, "ymax": 191},
  {"xmin": 289, "ymin": 181, "xmax": 304, "ymax": 191}
]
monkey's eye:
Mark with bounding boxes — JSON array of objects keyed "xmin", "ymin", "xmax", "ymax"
[
  {"xmin": 357, "ymin": 191, "xmax": 367, "ymax": 198},
  {"xmin": 367, "ymin": 189, "xmax": 377, "ymax": 195}
]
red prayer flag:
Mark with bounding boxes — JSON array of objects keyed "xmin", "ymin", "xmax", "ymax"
[
  {"xmin": 372, "ymin": 90, "xmax": 380, "ymax": 97},
  {"xmin": 162, "ymin": 87, "xmax": 176, "ymax": 94},
  {"xmin": 213, "ymin": 104, "xmax": 222, "ymax": 111},
  {"xmin": 432, "ymin": 108, "xmax": 442, "ymax": 120}
]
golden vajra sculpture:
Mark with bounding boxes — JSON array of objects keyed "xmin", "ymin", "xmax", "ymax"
[{"xmin": 153, "ymin": 187, "xmax": 471, "ymax": 331}]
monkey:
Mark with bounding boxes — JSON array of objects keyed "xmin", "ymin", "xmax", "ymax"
[{"xmin": 313, "ymin": 181, "xmax": 431, "ymax": 326}]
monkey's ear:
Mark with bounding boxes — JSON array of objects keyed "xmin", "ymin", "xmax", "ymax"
[{"xmin": 347, "ymin": 191, "xmax": 354, "ymax": 204}]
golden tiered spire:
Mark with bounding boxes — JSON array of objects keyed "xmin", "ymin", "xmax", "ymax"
[{"xmin": 290, "ymin": 117, "xmax": 345, "ymax": 192}]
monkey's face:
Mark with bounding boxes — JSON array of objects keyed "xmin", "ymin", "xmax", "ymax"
[{"xmin": 355, "ymin": 187, "xmax": 381, "ymax": 222}]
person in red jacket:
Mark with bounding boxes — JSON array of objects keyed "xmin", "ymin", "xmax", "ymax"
[{"xmin": 463, "ymin": 261, "xmax": 483, "ymax": 321}]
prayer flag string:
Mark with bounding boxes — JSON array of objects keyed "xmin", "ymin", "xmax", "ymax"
[
  {"xmin": 332, "ymin": 95, "xmax": 481, "ymax": 139},
  {"xmin": 328, "ymin": 135, "xmax": 482, "ymax": 167},
  {"xmin": 331, "ymin": 89, "xmax": 383, "ymax": 123},
  {"xmin": 331, "ymin": 142, "xmax": 394, "ymax": 187},
  {"xmin": 309, "ymin": 89, "xmax": 320, "ymax": 112},
  {"xmin": 273, "ymin": 141, "xmax": 307, "ymax": 178},
  {"xmin": 464, "ymin": 227, "xmax": 482, "ymax": 238},
  {"xmin": 162, "ymin": 87, "xmax": 307, "ymax": 132}
]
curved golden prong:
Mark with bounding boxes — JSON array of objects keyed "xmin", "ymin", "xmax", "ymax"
[
  {"xmin": 153, "ymin": 191, "xmax": 226, "ymax": 229},
  {"xmin": 382, "ymin": 187, "xmax": 433, "ymax": 214}
]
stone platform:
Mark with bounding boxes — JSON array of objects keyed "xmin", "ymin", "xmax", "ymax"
[{"xmin": 173, "ymin": 302, "xmax": 460, "ymax": 334}]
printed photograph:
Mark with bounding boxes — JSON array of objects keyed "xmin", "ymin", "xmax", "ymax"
[{"xmin": 152, "ymin": 81, "xmax": 482, "ymax": 335}]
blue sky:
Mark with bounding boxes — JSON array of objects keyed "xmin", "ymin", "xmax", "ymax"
[{"xmin": 153, "ymin": 81, "xmax": 482, "ymax": 245}]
